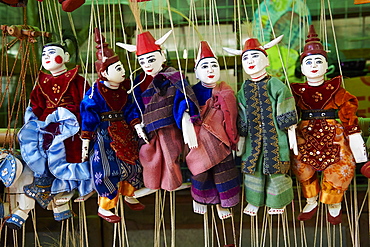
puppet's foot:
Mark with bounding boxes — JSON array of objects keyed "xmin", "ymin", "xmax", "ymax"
[
  {"xmin": 268, "ymin": 207, "xmax": 285, "ymax": 215},
  {"xmin": 174, "ymin": 182, "xmax": 191, "ymax": 191},
  {"xmin": 98, "ymin": 207, "xmax": 121, "ymax": 223},
  {"xmin": 327, "ymin": 203, "xmax": 342, "ymax": 225},
  {"xmin": 133, "ymin": 187, "xmax": 158, "ymax": 198},
  {"xmin": 74, "ymin": 191, "xmax": 96, "ymax": 202},
  {"xmin": 53, "ymin": 203, "xmax": 72, "ymax": 221},
  {"xmin": 216, "ymin": 204, "xmax": 232, "ymax": 220},
  {"xmin": 243, "ymin": 203, "xmax": 259, "ymax": 216},
  {"xmin": 124, "ymin": 196, "xmax": 145, "ymax": 211},
  {"xmin": 193, "ymin": 200, "xmax": 207, "ymax": 215},
  {"xmin": 5, "ymin": 209, "xmax": 30, "ymax": 230},
  {"xmin": 298, "ymin": 196, "xmax": 318, "ymax": 221},
  {"xmin": 54, "ymin": 191, "xmax": 75, "ymax": 205}
]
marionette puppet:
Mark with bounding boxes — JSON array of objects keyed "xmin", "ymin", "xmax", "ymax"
[
  {"xmin": 223, "ymin": 35, "xmax": 298, "ymax": 216},
  {"xmin": 80, "ymin": 28, "xmax": 145, "ymax": 224},
  {"xmin": 290, "ymin": 25, "xmax": 367, "ymax": 225},
  {"xmin": 0, "ymin": 151, "xmax": 36, "ymax": 230},
  {"xmin": 17, "ymin": 42, "xmax": 94, "ymax": 222},
  {"xmin": 186, "ymin": 41, "xmax": 240, "ymax": 220},
  {"xmin": 117, "ymin": 30, "xmax": 200, "ymax": 193}
]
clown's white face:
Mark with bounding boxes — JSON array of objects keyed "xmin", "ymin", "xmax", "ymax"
[
  {"xmin": 102, "ymin": 61, "xmax": 125, "ymax": 84},
  {"xmin": 242, "ymin": 50, "xmax": 269, "ymax": 80},
  {"xmin": 195, "ymin": 57, "xmax": 220, "ymax": 85},
  {"xmin": 138, "ymin": 51, "xmax": 165, "ymax": 76},
  {"xmin": 42, "ymin": 46, "xmax": 69, "ymax": 75},
  {"xmin": 301, "ymin": 54, "xmax": 328, "ymax": 84}
]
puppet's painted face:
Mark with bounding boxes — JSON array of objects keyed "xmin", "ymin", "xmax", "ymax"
[
  {"xmin": 241, "ymin": 50, "xmax": 269, "ymax": 77},
  {"xmin": 137, "ymin": 50, "xmax": 165, "ymax": 76},
  {"xmin": 42, "ymin": 46, "xmax": 69, "ymax": 72},
  {"xmin": 301, "ymin": 54, "xmax": 328, "ymax": 80},
  {"xmin": 102, "ymin": 61, "xmax": 125, "ymax": 84},
  {"xmin": 195, "ymin": 57, "xmax": 220, "ymax": 85}
]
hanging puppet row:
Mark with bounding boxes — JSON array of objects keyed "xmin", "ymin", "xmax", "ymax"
[{"xmin": 0, "ymin": 21, "xmax": 369, "ymax": 235}]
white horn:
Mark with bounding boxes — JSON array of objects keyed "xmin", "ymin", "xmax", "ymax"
[
  {"xmin": 155, "ymin": 30, "xmax": 173, "ymax": 46},
  {"xmin": 263, "ymin": 35, "xmax": 284, "ymax": 50},
  {"xmin": 223, "ymin": 47, "xmax": 243, "ymax": 56},
  {"xmin": 116, "ymin": 42, "xmax": 137, "ymax": 53}
]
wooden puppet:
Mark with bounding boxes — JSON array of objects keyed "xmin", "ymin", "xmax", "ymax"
[
  {"xmin": 80, "ymin": 28, "xmax": 145, "ymax": 224},
  {"xmin": 187, "ymin": 41, "xmax": 240, "ymax": 220},
  {"xmin": 224, "ymin": 35, "xmax": 298, "ymax": 216},
  {"xmin": 290, "ymin": 25, "xmax": 367, "ymax": 225},
  {"xmin": 117, "ymin": 30, "xmax": 200, "ymax": 192},
  {"xmin": 18, "ymin": 43, "xmax": 93, "ymax": 222}
]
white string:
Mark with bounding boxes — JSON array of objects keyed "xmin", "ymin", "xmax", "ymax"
[
  {"xmin": 165, "ymin": 0, "xmax": 190, "ymax": 110},
  {"xmin": 326, "ymin": 0, "xmax": 344, "ymax": 87}
]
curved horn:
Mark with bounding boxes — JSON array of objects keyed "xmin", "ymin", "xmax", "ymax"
[
  {"xmin": 223, "ymin": 47, "xmax": 242, "ymax": 56},
  {"xmin": 263, "ymin": 35, "xmax": 284, "ymax": 50},
  {"xmin": 155, "ymin": 30, "xmax": 173, "ymax": 46},
  {"xmin": 116, "ymin": 42, "xmax": 137, "ymax": 53}
]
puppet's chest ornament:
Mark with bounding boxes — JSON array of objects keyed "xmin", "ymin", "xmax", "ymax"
[{"xmin": 299, "ymin": 119, "xmax": 340, "ymax": 170}]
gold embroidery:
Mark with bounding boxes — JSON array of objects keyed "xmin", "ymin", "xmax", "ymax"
[{"xmin": 52, "ymin": 84, "xmax": 61, "ymax": 94}]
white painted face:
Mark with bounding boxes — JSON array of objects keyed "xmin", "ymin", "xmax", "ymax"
[
  {"xmin": 241, "ymin": 50, "xmax": 269, "ymax": 77},
  {"xmin": 195, "ymin": 57, "xmax": 220, "ymax": 85},
  {"xmin": 301, "ymin": 54, "xmax": 328, "ymax": 80},
  {"xmin": 42, "ymin": 46, "xmax": 69, "ymax": 73},
  {"xmin": 101, "ymin": 61, "xmax": 125, "ymax": 84},
  {"xmin": 137, "ymin": 50, "xmax": 165, "ymax": 76}
]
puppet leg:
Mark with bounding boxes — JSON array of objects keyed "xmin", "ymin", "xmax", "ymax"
[{"xmin": 98, "ymin": 194, "xmax": 120, "ymax": 223}]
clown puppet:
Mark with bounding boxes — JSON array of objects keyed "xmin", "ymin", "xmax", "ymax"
[
  {"xmin": 224, "ymin": 35, "xmax": 298, "ymax": 216},
  {"xmin": 117, "ymin": 30, "xmax": 200, "ymax": 193},
  {"xmin": 290, "ymin": 25, "xmax": 367, "ymax": 225},
  {"xmin": 80, "ymin": 29, "xmax": 145, "ymax": 223},
  {"xmin": 186, "ymin": 41, "xmax": 240, "ymax": 220},
  {"xmin": 18, "ymin": 42, "xmax": 93, "ymax": 222}
]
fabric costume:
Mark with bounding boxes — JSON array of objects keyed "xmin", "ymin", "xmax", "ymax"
[
  {"xmin": 237, "ymin": 75, "xmax": 298, "ymax": 208},
  {"xmin": 18, "ymin": 66, "xmax": 93, "ymax": 207},
  {"xmin": 186, "ymin": 81, "xmax": 240, "ymax": 208},
  {"xmin": 80, "ymin": 80, "xmax": 143, "ymax": 209},
  {"xmin": 290, "ymin": 76, "xmax": 358, "ymax": 204},
  {"xmin": 133, "ymin": 66, "xmax": 199, "ymax": 191}
]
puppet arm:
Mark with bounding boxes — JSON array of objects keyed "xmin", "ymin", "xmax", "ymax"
[
  {"xmin": 81, "ymin": 139, "xmax": 90, "ymax": 162},
  {"xmin": 182, "ymin": 111, "xmax": 198, "ymax": 149},
  {"xmin": 348, "ymin": 133, "xmax": 367, "ymax": 163},
  {"xmin": 134, "ymin": 123, "xmax": 149, "ymax": 144},
  {"xmin": 288, "ymin": 124, "xmax": 298, "ymax": 155}
]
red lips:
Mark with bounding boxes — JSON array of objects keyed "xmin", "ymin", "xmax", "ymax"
[
  {"xmin": 208, "ymin": 75, "xmax": 215, "ymax": 78},
  {"xmin": 249, "ymin": 66, "xmax": 255, "ymax": 69},
  {"xmin": 311, "ymin": 70, "xmax": 318, "ymax": 73}
]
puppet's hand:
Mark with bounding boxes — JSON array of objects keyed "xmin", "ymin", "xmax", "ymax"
[
  {"xmin": 236, "ymin": 136, "xmax": 246, "ymax": 156},
  {"xmin": 81, "ymin": 139, "xmax": 90, "ymax": 162},
  {"xmin": 288, "ymin": 124, "xmax": 298, "ymax": 155},
  {"xmin": 182, "ymin": 112, "xmax": 198, "ymax": 149},
  {"xmin": 135, "ymin": 123, "xmax": 149, "ymax": 144},
  {"xmin": 349, "ymin": 133, "xmax": 367, "ymax": 163}
]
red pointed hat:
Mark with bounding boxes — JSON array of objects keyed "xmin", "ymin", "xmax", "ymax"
[
  {"xmin": 300, "ymin": 25, "xmax": 327, "ymax": 61},
  {"xmin": 136, "ymin": 31, "xmax": 161, "ymax": 56},
  {"xmin": 94, "ymin": 28, "xmax": 119, "ymax": 78},
  {"xmin": 195, "ymin": 41, "xmax": 216, "ymax": 66},
  {"xmin": 242, "ymin": 38, "xmax": 267, "ymax": 56}
]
